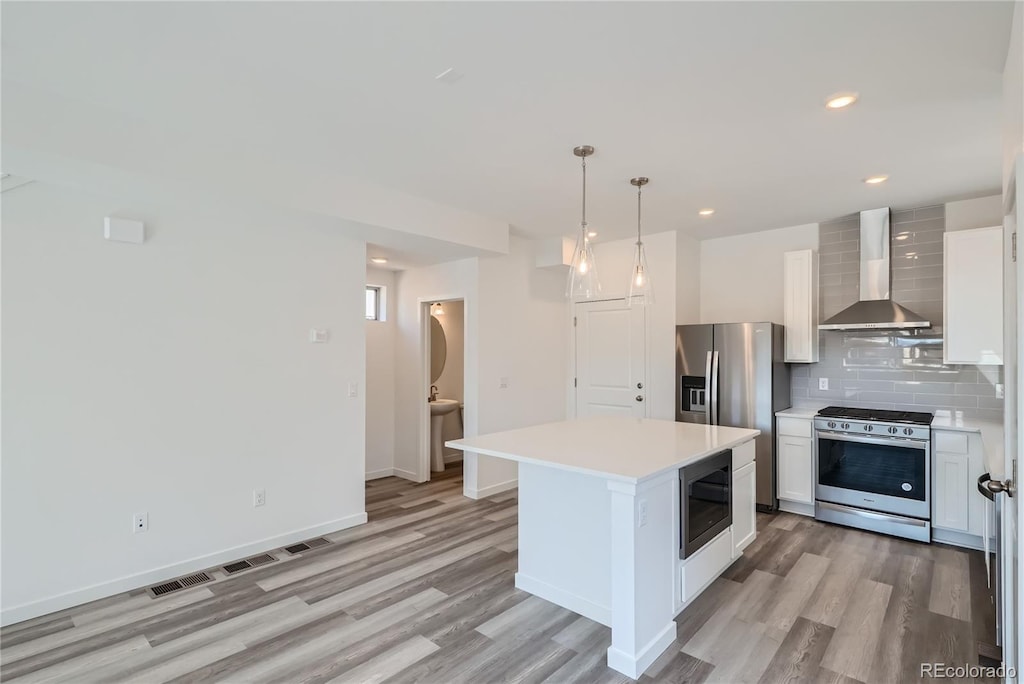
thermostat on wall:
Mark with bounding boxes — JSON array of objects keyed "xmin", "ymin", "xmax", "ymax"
[{"xmin": 104, "ymin": 216, "xmax": 145, "ymax": 244}]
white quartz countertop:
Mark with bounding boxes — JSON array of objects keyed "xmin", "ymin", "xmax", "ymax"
[
  {"xmin": 446, "ymin": 416, "xmax": 760, "ymax": 484},
  {"xmin": 775, "ymin": 406, "xmax": 827, "ymax": 420},
  {"xmin": 931, "ymin": 410, "xmax": 1006, "ymax": 478}
]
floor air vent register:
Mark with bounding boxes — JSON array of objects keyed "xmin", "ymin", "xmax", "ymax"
[{"xmin": 146, "ymin": 537, "xmax": 331, "ymax": 597}]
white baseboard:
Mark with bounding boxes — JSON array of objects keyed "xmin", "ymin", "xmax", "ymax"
[
  {"xmin": 0, "ymin": 512, "xmax": 368, "ymax": 627},
  {"xmin": 778, "ymin": 500, "xmax": 815, "ymax": 517},
  {"xmin": 365, "ymin": 467, "xmax": 395, "ymax": 480},
  {"xmin": 515, "ymin": 572, "xmax": 611, "ymax": 626},
  {"xmin": 464, "ymin": 478, "xmax": 518, "ymax": 500},
  {"xmin": 392, "ymin": 467, "xmax": 419, "ymax": 482},
  {"xmin": 443, "ymin": 452, "xmax": 463, "ymax": 464},
  {"xmin": 606, "ymin": 620, "xmax": 677, "ymax": 679}
]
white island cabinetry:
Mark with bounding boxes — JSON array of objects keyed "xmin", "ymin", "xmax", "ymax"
[{"xmin": 447, "ymin": 417, "xmax": 760, "ymax": 680}]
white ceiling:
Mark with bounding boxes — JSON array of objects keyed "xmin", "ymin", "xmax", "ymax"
[{"xmin": 2, "ymin": 1, "xmax": 1013, "ymax": 252}]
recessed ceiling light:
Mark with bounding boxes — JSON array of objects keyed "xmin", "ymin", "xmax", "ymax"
[
  {"xmin": 863, "ymin": 175, "xmax": 889, "ymax": 185},
  {"xmin": 587, "ymin": 231, "xmax": 598, "ymax": 238},
  {"xmin": 370, "ymin": 257, "xmax": 388, "ymax": 264},
  {"xmin": 825, "ymin": 92, "xmax": 859, "ymax": 109},
  {"xmin": 698, "ymin": 209, "xmax": 715, "ymax": 216}
]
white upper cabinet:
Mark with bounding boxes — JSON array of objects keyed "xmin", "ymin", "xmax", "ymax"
[
  {"xmin": 783, "ymin": 249, "xmax": 819, "ymax": 363},
  {"xmin": 944, "ymin": 226, "xmax": 1003, "ymax": 365}
]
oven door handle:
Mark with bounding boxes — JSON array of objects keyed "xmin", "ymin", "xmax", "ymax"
[{"xmin": 815, "ymin": 429, "xmax": 929, "ymax": 450}]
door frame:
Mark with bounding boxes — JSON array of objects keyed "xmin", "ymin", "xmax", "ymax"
[
  {"xmin": 417, "ymin": 294, "xmax": 468, "ymax": 487},
  {"xmin": 570, "ymin": 296, "xmax": 651, "ymax": 420}
]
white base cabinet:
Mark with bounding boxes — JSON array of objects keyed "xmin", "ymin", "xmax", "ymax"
[
  {"xmin": 732, "ymin": 461, "xmax": 756, "ymax": 556},
  {"xmin": 932, "ymin": 429, "xmax": 986, "ymax": 537},
  {"xmin": 776, "ymin": 415, "xmax": 815, "ymax": 507}
]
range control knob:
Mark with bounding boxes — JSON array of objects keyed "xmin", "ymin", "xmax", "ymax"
[
  {"xmin": 864, "ymin": 424, "xmax": 874, "ymax": 432},
  {"xmin": 904, "ymin": 427, "xmax": 914, "ymax": 436},
  {"xmin": 842, "ymin": 423, "xmax": 850, "ymax": 430},
  {"xmin": 827, "ymin": 421, "xmax": 837, "ymax": 429},
  {"xmin": 888, "ymin": 426, "xmax": 899, "ymax": 434}
]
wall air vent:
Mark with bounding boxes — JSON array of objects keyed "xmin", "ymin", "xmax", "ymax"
[{"xmin": 148, "ymin": 571, "xmax": 212, "ymax": 597}]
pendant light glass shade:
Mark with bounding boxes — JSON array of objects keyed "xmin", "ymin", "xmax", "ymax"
[
  {"xmin": 627, "ymin": 177, "xmax": 654, "ymax": 307},
  {"xmin": 566, "ymin": 145, "xmax": 602, "ymax": 300}
]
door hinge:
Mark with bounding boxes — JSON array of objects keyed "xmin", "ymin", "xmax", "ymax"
[
  {"xmin": 1013, "ymin": 232, "xmax": 1017, "ymax": 263},
  {"xmin": 574, "ymin": 377, "xmax": 577, "ymax": 388},
  {"xmin": 573, "ymin": 316, "xmax": 577, "ymax": 327}
]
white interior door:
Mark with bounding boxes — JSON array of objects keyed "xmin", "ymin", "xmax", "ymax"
[
  {"xmin": 1002, "ymin": 158, "xmax": 1022, "ymax": 681},
  {"xmin": 574, "ymin": 299, "xmax": 646, "ymax": 418}
]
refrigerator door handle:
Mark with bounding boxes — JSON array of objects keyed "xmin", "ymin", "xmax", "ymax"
[
  {"xmin": 710, "ymin": 351, "xmax": 720, "ymax": 425},
  {"xmin": 703, "ymin": 351, "xmax": 713, "ymax": 425}
]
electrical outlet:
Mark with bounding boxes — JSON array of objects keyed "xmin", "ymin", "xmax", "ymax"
[
  {"xmin": 818, "ymin": 378, "xmax": 829, "ymax": 391},
  {"xmin": 499, "ymin": 377, "xmax": 509, "ymax": 389},
  {"xmin": 638, "ymin": 499, "xmax": 648, "ymax": 528},
  {"xmin": 996, "ymin": 384, "xmax": 1005, "ymax": 399},
  {"xmin": 133, "ymin": 512, "xmax": 149, "ymax": 533},
  {"xmin": 253, "ymin": 488, "xmax": 266, "ymax": 507}
]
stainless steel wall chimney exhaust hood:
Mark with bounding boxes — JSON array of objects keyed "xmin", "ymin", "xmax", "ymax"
[{"xmin": 818, "ymin": 208, "xmax": 932, "ymax": 331}]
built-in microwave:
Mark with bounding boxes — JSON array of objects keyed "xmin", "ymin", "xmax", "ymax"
[{"xmin": 679, "ymin": 449, "xmax": 732, "ymax": 559}]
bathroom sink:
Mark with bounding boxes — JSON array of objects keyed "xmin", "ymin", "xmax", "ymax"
[{"xmin": 429, "ymin": 398, "xmax": 460, "ymax": 416}]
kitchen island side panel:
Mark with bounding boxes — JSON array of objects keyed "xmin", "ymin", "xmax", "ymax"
[{"xmin": 515, "ymin": 462, "xmax": 613, "ymax": 625}]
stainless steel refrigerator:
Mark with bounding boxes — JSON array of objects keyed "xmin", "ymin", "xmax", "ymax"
[{"xmin": 675, "ymin": 323, "xmax": 791, "ymax": 511}]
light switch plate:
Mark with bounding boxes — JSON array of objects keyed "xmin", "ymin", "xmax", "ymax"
[
  {"xmin": 309, "ymin": 328, "xmax": 329, "ymax": 343},
  {"xmin": 348, "ymin": 381, "xmax": 358, "ymax": 398}
]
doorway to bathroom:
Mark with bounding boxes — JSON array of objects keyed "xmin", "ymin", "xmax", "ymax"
[{"xmin": 424, "ymin": 298, "xmax": 465, "ymax": 482}]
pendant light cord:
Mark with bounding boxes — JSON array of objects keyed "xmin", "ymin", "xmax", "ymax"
[
  {"xmin": 636, "ymin": 184, "xmax": 642, "ymax": 246},
  {"xmin": 581, "ymin": 155, "xmax": 587, "ymax": 232}
]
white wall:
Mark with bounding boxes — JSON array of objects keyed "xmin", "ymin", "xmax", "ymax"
[
  {"xmin": 366, "ymin": 267, "xmax": 396, "ymax": 479},
  {"xmin": 433, "ymin": 300, "xmax": 465, "ymax": 458},
  {"xmin": 591, "ymin": 230, "xmax": 678, "ymax": 421},
  {"xmin": 1004, "ymin": 2, "xmax": 1023, "ymax": 192},
  {"xmin": 945, "ymin": 195, "xmax": 1004, "ymax": 232},
  {"xmin": 475, "ymin": 238, "xmax": 569, "ymax": 494},
  {"xmin": 394, "ymin": 259, "xmax": 477, "ymax": 482},
  {"xmin": 393, "ymin": 238, "xmax": 568, "ymax": 496},
  {"xmin": 2, "ymin": 182, "xmax": 368, "ymax": 624},
  {"xmin": 700, "ymin": 223, "xmax": 819, "ymax": 324},
  {"xmin": 676, "ymin": 232, "xmax": 701, "ymax": 325}
]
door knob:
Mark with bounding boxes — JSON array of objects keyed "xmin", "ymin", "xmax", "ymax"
[
  {"xmin": 984, "ymin": 478, "xmax": 1016, "ymax": 497},
  {"xmin": 636, "ymin": 395, "xmax": 644, "ymax": 402},
  {"xmin": 637, "ymin": 382, "xmax": 644, "ymax": 389}
]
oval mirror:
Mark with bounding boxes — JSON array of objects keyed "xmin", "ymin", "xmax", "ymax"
[{"xmin": 430, "ymin": 316, "xmax": 447, "ymax": 384}]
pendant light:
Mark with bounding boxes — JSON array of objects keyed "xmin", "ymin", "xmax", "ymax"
[
  {"xmin": 566, "ymin": 145, "xmax": 601, "ymax": 299},
  {"xmin": 627, "ymin": 177, "xmax": 653, "ymax": 307},
  {"xmin": 431, "ymin": 302, "xmax": 445, "ymax": 316}
]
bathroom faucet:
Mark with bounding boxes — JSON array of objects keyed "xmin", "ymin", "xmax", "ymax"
[{"xmin": 429, "ymin": 385, "xmax": 439, "ymax": 402}]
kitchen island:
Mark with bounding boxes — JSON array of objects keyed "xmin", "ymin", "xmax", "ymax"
[{"xmin": 446, "ymin": 416, "xmax": 760, "ymax": 679}]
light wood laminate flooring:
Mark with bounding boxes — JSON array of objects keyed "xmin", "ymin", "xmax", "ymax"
[{"xmin": 0, "ymin": 464, "xmax": 997, "ymax": 683}]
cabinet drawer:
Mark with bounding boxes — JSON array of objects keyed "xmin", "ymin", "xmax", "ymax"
[
  {"xmin": 680, "ymin": 528, "xmax": 732, "ymax": 603},
  {"xmin": 934, "ymin": 431, "xmax": 969, "ymax": 454},
  {"xmin": 777, "ymin": 416, "xmax": 812, "ymax": 438}
]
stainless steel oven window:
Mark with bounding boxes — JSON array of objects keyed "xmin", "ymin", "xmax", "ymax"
[{"xmin": 814, "ymin": 430, "xmax": 930, "ymax": 520}]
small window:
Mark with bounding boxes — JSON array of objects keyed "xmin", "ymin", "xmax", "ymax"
[{"xmin": 366, "ymin": 286, "xmax": 381, "ymax": 321}]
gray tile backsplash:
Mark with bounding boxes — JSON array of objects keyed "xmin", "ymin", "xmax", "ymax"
[{"xmin": 792, "ymin": 205, "xmax": 1004, "ymax": 421}]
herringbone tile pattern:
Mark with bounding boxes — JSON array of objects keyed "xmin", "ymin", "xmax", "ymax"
[{"xmin": 0, "ymin": 466, "xmax": 996, "ymax": 683}]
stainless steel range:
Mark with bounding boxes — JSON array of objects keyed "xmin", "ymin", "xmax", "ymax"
[{"xmin": 813, "ymin": 406, "xmax": 933, "ymax": 543}]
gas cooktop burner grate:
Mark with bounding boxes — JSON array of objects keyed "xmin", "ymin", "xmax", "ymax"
[{"xmin": 817, "ymin": 406, "xmax": 933, "ymax": 426}]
